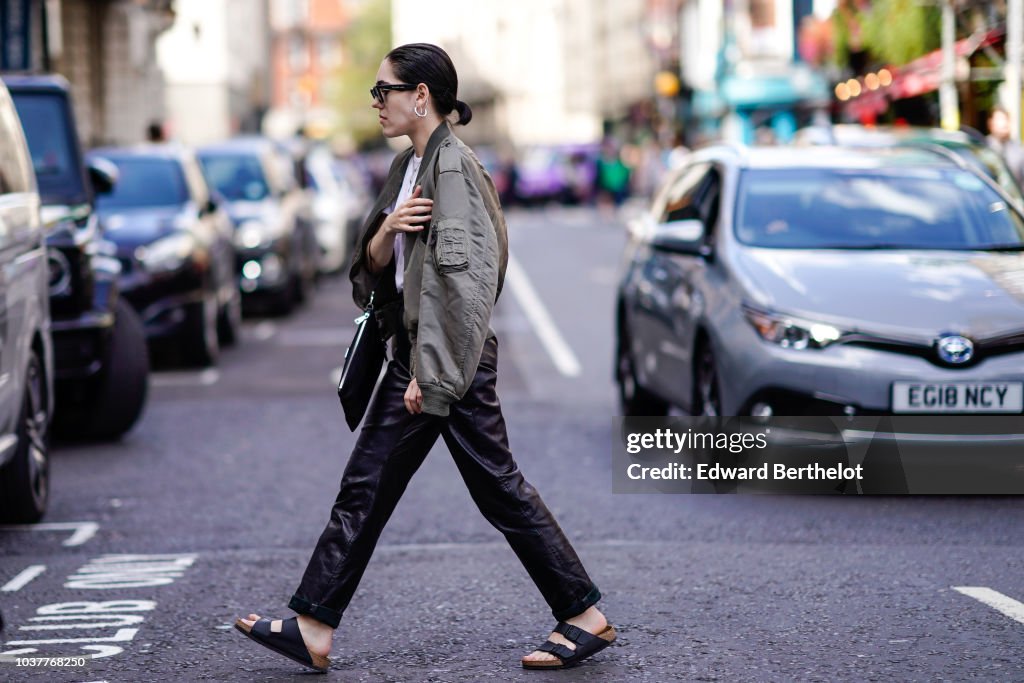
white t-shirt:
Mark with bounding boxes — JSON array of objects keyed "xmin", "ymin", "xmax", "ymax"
[{"xmin": 385, "ymin": 154, "xmax": 422, "ymax": 291}]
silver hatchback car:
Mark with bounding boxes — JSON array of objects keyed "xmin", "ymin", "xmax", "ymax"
[{"xmin": 616, "ymin": 144, "xmax": 1024, "ymax": 418}]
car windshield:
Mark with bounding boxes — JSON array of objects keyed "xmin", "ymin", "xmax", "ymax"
[
  {"xmin": 9, "ymin": 91, "xmax": 86, "ymax": 205},
  {"xmin": 198, "ymin": 154, "xmax": 270, "ymax": 201},
  {"xmin": 736, "ymin": 167, "xmax": 1024, "ymax": 250},
  {"xmin": 95, "ymin": 157, "xmax": 188, "ymax": 209},
  {"xmin": 954, "ymin": 145, "xmax": 1024, "ymax": 205}
]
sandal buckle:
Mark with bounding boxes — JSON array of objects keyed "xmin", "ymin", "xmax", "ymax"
[{"xmin": 561, "ymin": 623, "xmax": 582, "ymax": 642}]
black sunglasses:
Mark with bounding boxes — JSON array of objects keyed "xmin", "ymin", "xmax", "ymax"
[{"xmin": 370, "ymin": 83, "xmax": 417, "ymax": 105}]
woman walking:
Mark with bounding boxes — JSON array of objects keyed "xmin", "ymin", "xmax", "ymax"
[{"xmin": 235, "ymin": 43, "xmax": 614, "ymax": 673}]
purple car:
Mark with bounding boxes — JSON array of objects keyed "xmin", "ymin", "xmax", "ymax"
[{"xmin": 515, "ymin": 143, "xmax": 599, "ymax": 205}]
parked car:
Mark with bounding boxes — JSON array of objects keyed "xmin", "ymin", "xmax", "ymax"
[
  {"xmin": 267, "ymin": 135, "xmax": 321, "ymax": 285},
  {"xmin": 0, "ymin": 80, "xmax": 55, "ymax": 522},
  {"xmin": 304, "ymin": 145, "xmax": 353, "ymax": 274},
  {"xmin": 87, "ymin": 145, "xmax": 242, "ymax": 366},
  {"xmin": 4, "ymin": 74, "xmax": 148, "ymax": 440},
  {"xmin": 794, "ymin": 124, "xmax": 1024, "ymax": 210},
  {"xmin": 330, "ymin": 157, "xmax": 373, "ymax": 262},
  {"xmin": 616, "ymin": 144, "xmax": 1024, "ymax": 417},
  {"xmin": 515, "ymin": 143, "xmax": 599, "ymax": 205},
  {"xmin": 196, "ymin": 138, "xmax": 318, "ymax": 315}
]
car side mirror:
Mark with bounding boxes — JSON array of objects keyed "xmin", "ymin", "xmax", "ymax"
[
  {"xmin": 650, "ymin": 219, "xmax": 711, "ymax": 258},
  {"xmin": 87, "ymin": 157, "xmax": 119, "ymax": 195}
]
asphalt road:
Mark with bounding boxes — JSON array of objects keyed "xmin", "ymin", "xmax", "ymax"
[{"xmin": 1, "ymin": 205, "xmax": 1023, "ymax": 682}]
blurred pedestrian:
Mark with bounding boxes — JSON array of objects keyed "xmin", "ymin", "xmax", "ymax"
[
  {"xmin": 564, "ymin": 149, "xmax": 595, "ymax": 205},
  {"xmin": 986, "ymin": 106, "xmax": 1024, "ymax": 186},
  {"xmin": 235, "ymin": 43, "xmax": 614, "ymax": 674},
  {"xmin": 500, "ymin": 148, "xmax": 520, "ymax": 206},
  {"xmin": 596, "ymin": 139, "xmax": 631, "ymax": 210},
  {"xmin": 146, "ymin": 120, "xmax": 166, "ymax": 143},
  {"xmin": 755, "ymin": 126, "xmax": 778, "ymax": 146},
  {"xmin": 632, "ymin": 137, "xmax": 667, "ymax": 200}
]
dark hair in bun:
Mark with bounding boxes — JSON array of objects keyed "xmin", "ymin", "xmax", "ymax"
[
  {"xmin": 386, "ymin": 43, "xmax": 473, "ymax": 125},
  {"xmin": 454, "ymin": 99, "xmax": 473, "ymax": 126}
]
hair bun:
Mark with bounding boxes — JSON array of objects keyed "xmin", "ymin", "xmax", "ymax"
[{"xmin": 454, "ymin": 99, "xmax": 473, "ymax": 126}]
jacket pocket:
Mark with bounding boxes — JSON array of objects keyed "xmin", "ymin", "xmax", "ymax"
[{"xmin": 433, "ymin": 219, "xmax": 470, "ymax": 274}]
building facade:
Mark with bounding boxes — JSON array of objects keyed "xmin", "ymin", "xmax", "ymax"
[
  {"xmin": 157, "ymin": 0, "xmax": 270, "ymax": 145},
  {"xmin": 265, "ymin": 0, "xmax": 349, "ymax": 139},
  {"xmin": 391, "ymin": 0, "xmax": 660, "ymax": 147},
  {"xmin": 680, "ymin": 0, "xmax": 833, "ymax": 144},
  {"xmin": 3, "ymin": 0, "xmax": 175, "ymax": 147}
]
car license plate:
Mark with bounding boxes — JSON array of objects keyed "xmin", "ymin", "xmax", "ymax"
[{"xmin": 892, "ymin": 382, "xmax": 1024, "ymax": 413}]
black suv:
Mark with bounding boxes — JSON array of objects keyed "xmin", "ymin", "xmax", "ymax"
[{"xmin": 4, "ymin": 75, "xmax": 148, "ymax": 440}]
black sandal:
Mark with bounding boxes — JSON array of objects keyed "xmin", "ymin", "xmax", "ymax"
[
  {"xmin": 522, "ymin": 621, "xmax": 617, "ymax": 670},
  {"xmin": 234, "ymin": 616, "xmax": 330, "ymax": 673}
]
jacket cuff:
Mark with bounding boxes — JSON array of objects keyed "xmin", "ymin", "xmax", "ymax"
[{"xmin": 420, "ymin": 384, "xmax": 454, "ymax": 417}]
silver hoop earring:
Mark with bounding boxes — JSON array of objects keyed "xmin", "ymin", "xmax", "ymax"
[{"xmin": 413, "ymin": 104, "xmax": 427, "ymax": 118}]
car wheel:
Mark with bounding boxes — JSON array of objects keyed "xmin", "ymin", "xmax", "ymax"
[
  {"xmin": 182, "ymin": 294, "xmax": 220, "ymax": 367},
  {"xmin": 0, "ymin": 350, "xmax": 50, "ymax": 523},
  {"xmin": 694, "ymin": 343, "xmax": 723, "ymax": 417},
  {"xmin": 616, "ymin": 329, "xmax": 669, "ymax": 416},
  {"xmin": 86, "ymin": 299, "xmax": 150, "ymax": 440},
  {"xmin": 217, "ymin": 289, "xmax": 243, "ymax": 347}
]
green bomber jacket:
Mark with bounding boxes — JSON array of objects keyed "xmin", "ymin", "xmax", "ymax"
[{"xmin": 350, "ymin": 121, "xmax": 509, "ymax": 416}]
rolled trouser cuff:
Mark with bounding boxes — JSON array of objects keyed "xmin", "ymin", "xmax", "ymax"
[
  {"xmin": 551, "ymin": 585, "xmax": 602, "ymax": 621},
  {"xmin": 289, "ymin": 594, "xmax": 342, "ymax": 629}
]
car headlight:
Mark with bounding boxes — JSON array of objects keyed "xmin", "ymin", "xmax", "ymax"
[
  {"xmin": 743, "ymin": 307, "xmax": 843, "ymax": 350},
  {"xmin": 234, "ymin": 220, "xmax": 270, "ymax": 249},
  {"xmin": 135, "ymin": 233, "xmax": 195, "ymax": 273}
]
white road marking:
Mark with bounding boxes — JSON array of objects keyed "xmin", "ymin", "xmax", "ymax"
[
  {"xmin": 151, "ymin": 368, "xmax": 219, "ymax": 387},
  {"xmin": 2, "ymin": 565, "xmax": 46, "ymax": 592},
  {"xmin": 64, "ymin": 554, "xmax": 197, "ymax": 589},
  {"xmin": 276, "ymin": 327, "xmax": 354, "ymax": 347},
  {"xmin": 0, "ymin": 555, "xmax": 198, "ymax": 662},
  {"xmin": 505, "ymin": 253, "xmax": 581, "ymax": 377},
  {"xmin": 0, "ymin": 522, "xmax": 99, "ymax": 547},
  {"xmin": 953, "ymin": 586, "xmax": 1024, "ymax": 624}
]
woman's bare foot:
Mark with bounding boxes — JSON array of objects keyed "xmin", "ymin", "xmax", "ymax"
[
  {"xmin": 237, "ymin": 613, "xmax": 334, "ymax": 658},
  {"xmin": 521, "ymin": 606, "xmax": 608, "ymax": 665}
]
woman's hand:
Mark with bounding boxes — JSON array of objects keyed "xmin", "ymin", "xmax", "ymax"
[
  {"xmin": 404, "ymin": 377, "xmax": 423, "ymax": 414},
  {"xmin": 368, "ymin": 186, "xmax": 432, "ymax": 273},
  {"xmin": 383, "ymin": 185, "xmax": 432, "ymax": 235}
]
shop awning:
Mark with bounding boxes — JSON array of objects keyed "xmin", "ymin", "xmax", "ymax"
[{"xmin": 842, "ymin": 27, "xmax": 1004, "ymax": 119}]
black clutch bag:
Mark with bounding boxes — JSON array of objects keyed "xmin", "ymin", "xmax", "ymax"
[{"xmin": 338, "ymin": 293, "xmax": 387, "ymax": 431}]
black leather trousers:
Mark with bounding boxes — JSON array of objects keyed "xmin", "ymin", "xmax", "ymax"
[{"xmin": 289, "ymin": 334, "xmax": 601, "ymax": 628}]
